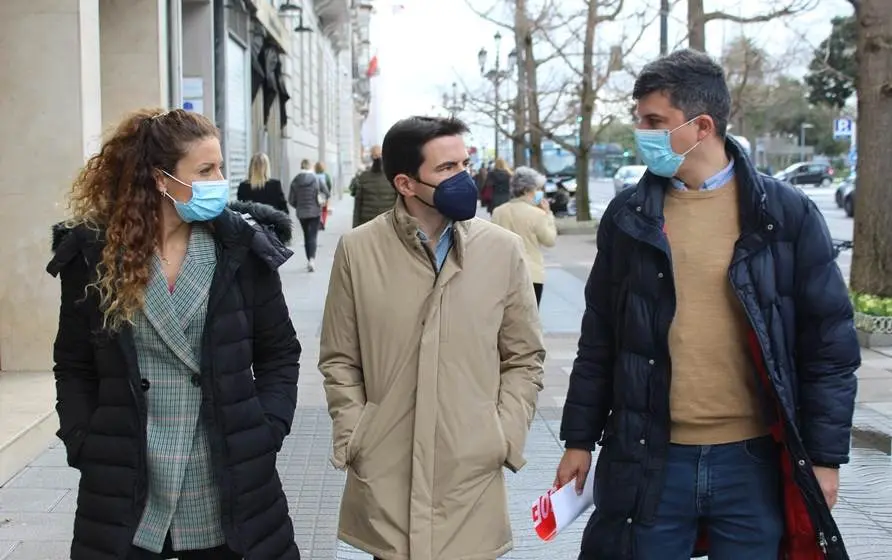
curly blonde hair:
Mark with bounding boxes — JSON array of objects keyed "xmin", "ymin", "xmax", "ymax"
[{"xmin": 67, "ymin": 108, "xmax": 219, "ymax": 330}]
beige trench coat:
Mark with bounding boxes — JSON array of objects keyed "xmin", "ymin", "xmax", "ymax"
[{"xmin": 319, "ymin": 199, "xmax": 545, "ymax": 560}]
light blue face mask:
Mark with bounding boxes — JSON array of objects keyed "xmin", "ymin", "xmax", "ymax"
[
  {"xmin": 633, "ymin": 116, "xmax": 702, "ymax": 178},
  {"xmin": 161, "ymin": 170, "xmax": 229, "ymax": 223},
  {"xmin": 533, "ymin": 191, "xmax": 544, "ymax": 205}
]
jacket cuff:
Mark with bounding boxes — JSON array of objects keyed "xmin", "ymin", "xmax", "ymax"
[
  {"xmin": 565, "ymin": 441, "xmax": 596, "ymax": 451},
  {"xmin": 812, "ymin": 462, "xmax": 840, "ymax": 469},
  {"xmin": 504, "ymin": 448, "xmax": 527, "ymax": 473}
]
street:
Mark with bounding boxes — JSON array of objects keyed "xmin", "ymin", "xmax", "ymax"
[
  {"xmin": 0, "ymin": 196, "xmax": 889, "ymax": 560},
  {"xmin": 586, "ymin": 179, "xmax": 854, "ymax": 280}
]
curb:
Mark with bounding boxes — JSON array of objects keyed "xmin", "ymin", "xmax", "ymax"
[{"xmin": 556, "ymin": 217, "xmax": 599, "ymax": 236}]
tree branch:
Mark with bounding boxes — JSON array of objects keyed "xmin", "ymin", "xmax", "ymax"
[
  {"xmin": 595, "ymin": 0, "xmax": 625, "ymax": 25},
  {"xmin": 702, "ymin": 0, "xmax": 818, "ymax": 25},
  {"xmin": 462, "ymin": 0, "xmax": 514, "ymax": 31}
]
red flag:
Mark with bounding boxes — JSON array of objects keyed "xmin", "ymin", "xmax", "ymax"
[{"xmin": 367, "ymin": 55, "xmax": 379, "ymax": 77}]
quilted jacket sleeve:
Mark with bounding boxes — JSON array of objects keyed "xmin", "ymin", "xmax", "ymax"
[
  {"xmin": 47, "ymin": 231, "xmax": 99, "ymax": 468},
  {"xmin": 253, "ymin": 262, "xmax": 302, "ymax": 449},
  {"xmin": 793, "ymin": 197, "xmax": 860, "ymax": 466},
  {"xmin": 559, "ymin": 201, "xmax": 619, "ymax": 450}
]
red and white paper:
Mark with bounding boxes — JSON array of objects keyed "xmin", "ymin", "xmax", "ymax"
[{"xmin": 530, "ymin": 466, "xmax": 596, "ymax": 541}]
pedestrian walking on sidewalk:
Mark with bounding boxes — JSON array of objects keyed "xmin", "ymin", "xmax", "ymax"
[
  {"xmin": 288, "ymin": 159, "xmax": 330, "ymax": 271},
  {"xmin": 555, "ymin": 49, "xmax": 860, "ymax": 560},
  {"xmin": 237, "ymin": 152, "xmax": 288, "ymax": 213},
  {"xmin": 350, "ymin": 145, "xmax": 397, "ymax": 228},
  {"xmin": 314, "ymin": 161, "xmax": 333, "ymax": 230},
  {"xmin": 47, "ymin": 108, "xmax": 302, "ymax": 560},
  {"xmin": 491, "ymin": 166, "xmax": 557, "ymax": 307},
  {"xmin": 319, "ymin": 116, "xmax": 545, "ymax": 560},
  {"xmin": 480, "ymin": 157, "xmax": 512, "ymax": 215}
]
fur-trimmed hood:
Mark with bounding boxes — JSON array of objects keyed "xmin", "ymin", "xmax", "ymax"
[{"xmin": 48, "ymin": 201, "xmax": 294, "ymax": 276}]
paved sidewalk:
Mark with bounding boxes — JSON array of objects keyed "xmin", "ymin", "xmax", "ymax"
[{"xmin": 3, "ymin": 198, "xmax": 892, "ymax": 559}]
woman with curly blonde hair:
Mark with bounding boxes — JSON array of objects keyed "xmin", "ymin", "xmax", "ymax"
[{"xmin": 47, "ymin": 108, "xmax": 301, "ymax": 560}]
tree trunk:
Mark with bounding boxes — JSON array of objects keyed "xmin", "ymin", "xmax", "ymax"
[
  {"xmin": 576, "ymin": 0, "xmax": 598, "ymax": 222},
  {"xmin": 850, "ymin": 0, "xmax": 892, "ymax": 297},
  {"xmin": 513, "ymin": 0, "xmax": 529, "ymax": 167},
  {"xmin": 525, "ymin": 32, "xmax": 543, "ymax": 171},
  {"xmin": 688, "ymin": 0, "xmax": 707, "ymax": 51}
]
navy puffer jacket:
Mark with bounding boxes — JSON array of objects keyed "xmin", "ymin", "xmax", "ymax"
[{"xmin": 561, "ymin": 138, "xmax": 860, "ymax": 559}]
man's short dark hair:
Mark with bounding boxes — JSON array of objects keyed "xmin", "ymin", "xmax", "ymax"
[
  {"xmin": 381, "ymin": 116, "xmax": 470, "ymax": 185},
  {"xmin": 632, "ymin": 49, "xmax": 731, "ymax": 138}
]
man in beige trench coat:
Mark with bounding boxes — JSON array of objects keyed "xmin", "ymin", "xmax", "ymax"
[{"xmin": 319, "ymin": 116, "xmax": 546, "ymax": 560}]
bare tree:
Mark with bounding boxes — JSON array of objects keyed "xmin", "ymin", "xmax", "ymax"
[
  {"xmin": 849, "ymin": 0, "xmax": 892, "ymax": 297},
  {"xmin": 464, "ymin": 0, "xmax": 560, "ymax": 170},
  {"xmin": 686, "ymin": 0, "xmax": 817, "ymax": 52},
  {"xmin": 720, "ymin": 35, "xmax": 775, "ymax": 142},
  {"xmin": 534, "ymin": 0, "xmax": 651, "ymax": 222},
  {"xmin": 513, "ymin": 0, "xmax": 529, "ymax": 167}
]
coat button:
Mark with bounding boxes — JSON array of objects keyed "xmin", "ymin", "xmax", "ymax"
[
  {"xmin": 657, "ymin": 272, "xmax": 664, "ymax": 278},
  {"xmin": 626, "ymin": 517, "xmax": 633, "ymax": 524},
  {"xmin": 797, "ymin": 459, "xmax": 806, "ymax": 467},
  {"xmin": 648, "ymin": 359, "xmax": 655, "ymax": 365},
  {"xmin": 766, "ymin": 224, "xmax": 774, "ymax": 231},
  {"xmin": 190, "ymin": 374, "xmax": 201, "ymax": 387},
  {"xmin": 635, "ymin": 206, "xmax": 642, "ymax": 212},
  {"xmin": 140, "ymin": 378, "xmax": 151, "ymax": 392},
  {"xmin": 639, "ymin": 439, "xmax": 646, "ymax": 445}
]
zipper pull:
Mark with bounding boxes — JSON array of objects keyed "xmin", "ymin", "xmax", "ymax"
[{"xmin": 817, "ymin": 531, "xmax": 828, "ymax": 554}]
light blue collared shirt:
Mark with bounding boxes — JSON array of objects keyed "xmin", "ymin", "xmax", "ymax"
[
  {"xmin": 417, "ymin": 222, "xmax": 454, "ymax": 272},
  {"xmin": 670, "ymin": 159, "xmax": 735, "ymax": 191}
]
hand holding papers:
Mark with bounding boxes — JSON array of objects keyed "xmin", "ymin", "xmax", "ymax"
[{"xmin": 531, "ymin": 465, "xmax": 596, "ymax": 541}]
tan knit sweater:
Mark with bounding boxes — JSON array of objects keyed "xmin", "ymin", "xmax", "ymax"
[{"xmin": 664, "ymin": 179, "xmax": 767, "ymax": 445}]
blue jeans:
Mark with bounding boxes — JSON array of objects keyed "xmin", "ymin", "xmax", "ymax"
[{"xmin": 634, "ymin": 436, "xmax": 783, "ymax": 559}]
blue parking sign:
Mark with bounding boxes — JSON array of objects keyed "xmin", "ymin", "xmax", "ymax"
[{"xmin": 833, "ymin": 118, "xmax": 854, "ymax": 139}]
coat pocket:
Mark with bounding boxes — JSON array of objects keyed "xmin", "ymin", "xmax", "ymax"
[
  {"xmin": 58, "ymin": 426, "xmax": 89, "ymax": 469},
  {"xmin": 490, "ymin": 403, "xmax": 509, "ymax": 469},
  {"xmin": 346, "ymin": 402, "xmax": 378, "ymax": 466}
]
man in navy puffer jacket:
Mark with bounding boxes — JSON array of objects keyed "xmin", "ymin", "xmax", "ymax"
[{"xmin": 555, "ymin": 48, "xmax": 860, "ymax": 560}]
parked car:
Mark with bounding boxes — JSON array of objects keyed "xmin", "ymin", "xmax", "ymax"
[
  {"xmin": 835, "ymin": 172, "xmax": 856, "ymax": 208},
  {"xmin": 843, "ymin": 183, "xmax": 856, "ymax": 218},
  {"xmin": 613, "ymin": 165, "xmax": 647, "ymax": 195},
  {"xmin": 773, "ymin": 162, "xmax": 834, "ymax": 187}
]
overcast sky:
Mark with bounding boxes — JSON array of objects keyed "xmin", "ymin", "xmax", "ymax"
[{"xmin": 362, "ymin": 0, "xmax": 854, "ymax": 148}]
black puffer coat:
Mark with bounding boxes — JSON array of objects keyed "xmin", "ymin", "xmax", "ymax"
[
  {"xmin": 47, "ymin": 202, "xmax": 302, "ymax": 560},
  {"xmin": 561, "ymin": 139, "xmax": 860, "ymax": 559}
]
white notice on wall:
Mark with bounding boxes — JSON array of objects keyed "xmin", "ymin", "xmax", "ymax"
[{"xmin": 183, "ymin": 77, "xmax": 204, "ymax": 100}]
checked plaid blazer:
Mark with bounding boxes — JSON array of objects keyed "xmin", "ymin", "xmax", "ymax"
[{"xmin": 131, "ymin": 225, "xmax": 226, "ymax": 553}]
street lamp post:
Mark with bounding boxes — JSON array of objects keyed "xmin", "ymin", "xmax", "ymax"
[
  {"xmin": 478, "ymin": 31, "xmax": 516, "ymax": 161},
  {"xmin": 442, "ymin": 82, "xmax": 467, "ymax": 118},
  {"xmin": 800, "ymin": 122, "xmax": 814, "ymax": 162}
]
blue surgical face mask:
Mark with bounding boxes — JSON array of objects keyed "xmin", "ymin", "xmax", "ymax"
[
  {"xmin": 161, "ymin": 170, "xmax": 230, "ymax": 223},
  {"xmin": 634, "ymin": 116, "xmax": 702, "ymax": 178},
  {"xmin": 415, "ymin": 170, "xmax": 478, "ymax": 222},
  {"xmin": 533, "ymin": 191, "xmax": 544, "ymax": 205}
]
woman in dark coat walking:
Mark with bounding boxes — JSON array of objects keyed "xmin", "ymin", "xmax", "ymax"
[
  {"xmin": 48, "ymin": 108, "xmax": 301, "ymax": 560},
  {"xmin": 481, "ymin": 158, "xmax": 513, "ymax": 214},
  {"xmin": 237, "ymin": 152, "xmax": 288, "ymax": 213}
]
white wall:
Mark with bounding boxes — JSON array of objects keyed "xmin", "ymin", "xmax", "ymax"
[
  {"xmin": 0, "ymin": 0, "xmax": 103, "ymax": 371},
  {"xmin": 99, "ymin": 0, "xmax": 168, "ymax": 128}
]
